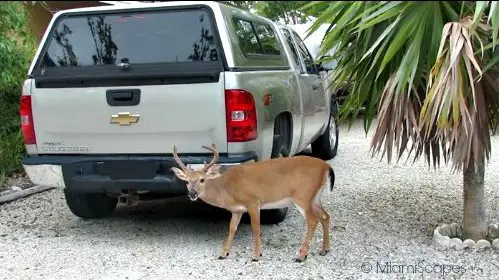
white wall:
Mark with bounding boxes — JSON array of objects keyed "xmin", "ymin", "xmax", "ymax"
[
  {"xmin": 288, "ymin": 22, "xmax": 333, "ymax": 59},
  {"xmin": 288, "ymin": 21, "xmax": 337, "ymax": 70}
]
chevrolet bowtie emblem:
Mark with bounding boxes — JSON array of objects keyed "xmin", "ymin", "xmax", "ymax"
[{"xmin": 110, "ymin": 112, "xmax": 140, "ymax": 126}]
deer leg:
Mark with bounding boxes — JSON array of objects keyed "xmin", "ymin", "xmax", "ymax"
[
  {"xmin": 247, "ymin": 205, "xmax": 262, "ymax": 262},
  {"xmin": 219, "ymin": 211, "xmax": 243, "ymax": 260},
  {"xmin": 295, "ymin": 207, "xmax": 319, "ymax": 262},
  {"xmin": 311, "ymin": 186, "xmax": 330, "ymax": 256},
  {"xmin": 317, "ymin": 206, "xmax": 331, "ymax": 256}
]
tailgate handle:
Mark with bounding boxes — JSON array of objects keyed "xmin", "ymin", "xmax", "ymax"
[
  {"xmin": 113, "ymin": 91, "xmax": 132, "ymax": 100},
  {"xmin": 106, "ymin": 89, "xmax": 141, "ymax": 106}
]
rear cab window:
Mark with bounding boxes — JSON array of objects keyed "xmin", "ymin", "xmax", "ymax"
[
  {"xmin": 232, "ymin": 18, "xmax": 281, "ymax": 57},
  {"xmin": 31, "ymin": 5, "xmax": 225, "ymax": 87},
  {"xmin": 229, "ymin": 15, "xmax": 288, "ymax": 69}
]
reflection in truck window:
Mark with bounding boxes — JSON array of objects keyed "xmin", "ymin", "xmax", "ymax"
[
  {"xmin": 40, "ymin": 8, "xmax": 219, "ymax": 68},
  {"xmin": 233, "ymin": 18, "xmax": 281, "ymax": 56}
]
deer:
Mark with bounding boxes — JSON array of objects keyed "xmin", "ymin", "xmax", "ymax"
[{"xmin": 170, "ymin": 143, "xmax": 335, "ymax": 262}]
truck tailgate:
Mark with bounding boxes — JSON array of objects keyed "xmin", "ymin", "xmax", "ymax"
[{"xmin": 31, "ymin": 79, "xmax": 227, "ymax": 154}]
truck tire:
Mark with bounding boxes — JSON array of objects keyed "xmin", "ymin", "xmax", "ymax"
[
  {"xmin": 261, "ymin": 116, "xmax": 289, "ymax": 224},
  {"xmin": 64, "ymin": 189, "xmax": 118, "ymax": 219},
  {"xmin": 311, "ymin": 100, "xmax": 339, "ymax": 160}
]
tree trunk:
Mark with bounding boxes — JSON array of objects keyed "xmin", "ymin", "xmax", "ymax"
[{"xmin": 462, "ymin": 155, "xmax": 487, "ymax": 240}]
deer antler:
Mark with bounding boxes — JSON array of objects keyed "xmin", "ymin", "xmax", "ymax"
[
  {"xmin": 172, "ymin": 145, "xmax": 188, "ymax": 171},
  {"xmin": 202, "ymin": 143, "xmax": 219, "ymax": 171}
]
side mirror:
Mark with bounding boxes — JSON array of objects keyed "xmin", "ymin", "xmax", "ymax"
[
  {"xmin": 317, "ymin": 55, "xmax": 336, "ymax": 73},
  {"xmin": 315, "ymin": 62, "xmax": 333, "ymax": 73},
  {"xmin": 315, "ymin": 63, "xmax": 327, "ymax": 72}
]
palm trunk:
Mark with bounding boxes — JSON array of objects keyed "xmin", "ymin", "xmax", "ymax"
[{"xmin": 462, "ymin": 154, "xmax": 487, "ymax": 240}]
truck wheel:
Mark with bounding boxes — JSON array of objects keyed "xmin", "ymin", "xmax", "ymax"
[
  {"xmin": 258, "ymin": 143, "xmax": 289, "ymax": 224},
  {"xmin": 64, "ymin": 189, "xmax": 118, "ymax": 219},
  {"xmin": 311, "ymin": 100, "xmax": 339, "ymax": 160}
]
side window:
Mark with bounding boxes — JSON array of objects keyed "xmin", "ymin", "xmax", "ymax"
[
  {"xmin": 233, "ymin": 18, "xmax": 281, "ymax": 56},
  {"xmin": 292, "ymin": 32, "xmax": 317, "ymax": 74},
  {"xmin": 233, "ymin": 18, "xmax": 261, "ymax": 55},
  {"xmin": 280, "ymin": 28, "xmax": 302, "ymax": 72},
  {"xmin": 252, "ymin": 22, "xmax": 280, "ymax": 55}
]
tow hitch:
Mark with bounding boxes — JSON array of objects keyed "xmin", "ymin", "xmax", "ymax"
[{"xmin": 118, "ymin": 189, "xmax": 140, "ymax": 206}]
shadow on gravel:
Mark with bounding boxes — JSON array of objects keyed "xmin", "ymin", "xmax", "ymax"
[
  {"xmin": 66, "ymin": 194, "xmax": 290, "ymax": 242},
  {"xmin": 59, "ymin": 197, "xmax": 239, "ymax": 242},
  {"xmin": 113, "ymin": 196, "xmax": 233, "ymax": 223}
]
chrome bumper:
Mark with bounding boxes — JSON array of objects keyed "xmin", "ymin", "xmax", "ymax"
[
  {"xmin": 23, "ymin": 164, "xmax": 66, "ymax": 188},
  {"xmin": 22, "ymin": 160, "xmax": 254, "ymax": 189},
  {"xmin": 187, "ymin": 160, "xmax": 254, "ymax": 172}
]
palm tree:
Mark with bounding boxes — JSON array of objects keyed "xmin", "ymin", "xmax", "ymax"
[{"xmin": 301, "ymin": 1, "xmax": 499, "ymax": 241}]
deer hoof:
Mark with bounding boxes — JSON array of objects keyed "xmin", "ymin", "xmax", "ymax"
[
  {"xmin": 218, "ymin": 252, "xmax": 229, "ymax": 260},
  {"xmin": 250, "ymin": 252, "xmax": 262, "ymax": 262},
  {"xmin": 319, "ymin": 249, "xmax": 329, "ymax": 256},
  {"xmin": 294, "ymin": 255, "xmax": 308, "ymax": 263}
]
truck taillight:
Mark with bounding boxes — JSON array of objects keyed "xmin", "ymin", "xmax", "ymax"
[
  {"xmin": 20, "ymin": 95, "xmax": 36, "ymax": 145},
  {"xmin": 224, "ymin": 89, "xmax": 257, "ymax": 142}
]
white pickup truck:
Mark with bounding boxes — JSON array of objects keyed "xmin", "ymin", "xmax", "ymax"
[{"xmin": 20, "ymin": 1, "xmax": 339, "ymax": 224}]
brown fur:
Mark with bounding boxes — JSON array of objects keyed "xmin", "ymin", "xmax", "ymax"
[{"xmin": 171, "ymin": 144, "xmax": 334, "ymax": 262}]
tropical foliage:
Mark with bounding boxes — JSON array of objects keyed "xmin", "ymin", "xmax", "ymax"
[
  {"xmin": 221, "ymin": 1, "xmax": 318, "ymax": 24},
  {"xmin": 0, "ymin": 2, "xmax": 36, "ymax": 186},
  {"xmin": 253, "ymin": 1, "xmax": 311, "ymax": 25},
  {"xmin": 219, "ymin": 1, "xmax": 254, "ymax": 11},
  {"xmin": 302, "ymin": 1, "xmax": 499, "ymax": 240}
]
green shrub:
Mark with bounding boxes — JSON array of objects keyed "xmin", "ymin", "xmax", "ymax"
[{"xmin": 0, "ymin": 2, "xmax": 36, "ymax": 185}]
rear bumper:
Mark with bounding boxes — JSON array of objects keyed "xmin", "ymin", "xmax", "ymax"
[{"xmin": 22, "ymin": 153, "xmax": 257, "ymax": 195}]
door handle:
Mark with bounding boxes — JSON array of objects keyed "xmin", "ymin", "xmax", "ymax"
[
  {"xmin": 112, "ymin": 91, "xmax": 133, "ymax": 101},
  {"xmin": 106, "ymin": 89, "xmax": 141, "ymax": 106},
  {"xmin": 312, "ymin": 84, "xmax": 319, "ymax": 90}
]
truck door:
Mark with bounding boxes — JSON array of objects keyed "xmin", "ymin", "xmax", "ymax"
[
  {"xmin": 279, "ymin": 28, "xmax": 314, "ymax": 151},
  {"xmin": 290, "ymin": 30, "xmax": 327, "ymax": 146}
]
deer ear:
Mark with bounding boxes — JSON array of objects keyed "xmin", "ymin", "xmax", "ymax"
[
  {"xmin": 205, "ymin": 164, "xmax": 222, "ymax": 179},
  {"xmin": 171, "ymin": 167, "xmax": 188, "ymax": 181}
]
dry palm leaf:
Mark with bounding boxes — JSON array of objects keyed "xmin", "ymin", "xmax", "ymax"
[{"xmin": 419, "ymin": 17, "xmax": 499, "ymax": 172}]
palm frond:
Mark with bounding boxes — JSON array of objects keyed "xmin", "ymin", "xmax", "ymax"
[
  {"xmin": 370, "ymin": 75, "xmax": 423, "ymax": 164},
  {"xmin": 419, "ymin": 16, "xmax": 498, "ymax": 171},
  {"xmin": 303, "ymin": 1, "xmax": 499, "ymax": 170}
]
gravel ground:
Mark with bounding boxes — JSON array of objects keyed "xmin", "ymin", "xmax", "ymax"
[{"xmin": 1, "ymin": 119, "xmax": 499, "ymax": 280}]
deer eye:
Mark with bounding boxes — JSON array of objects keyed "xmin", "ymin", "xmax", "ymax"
[{"xmin": 200, "ymin": 178, "xmax": 205, "ymax": 183}]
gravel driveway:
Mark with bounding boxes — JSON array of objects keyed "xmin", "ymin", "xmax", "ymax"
[{"xmin": 1, "ymin": 119, "xmax": 499, "ymax": 280}]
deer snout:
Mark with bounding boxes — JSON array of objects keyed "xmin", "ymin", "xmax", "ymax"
[{"xmin": 188, "ymin": 189, "xmax": 199, "ymax": 201}]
